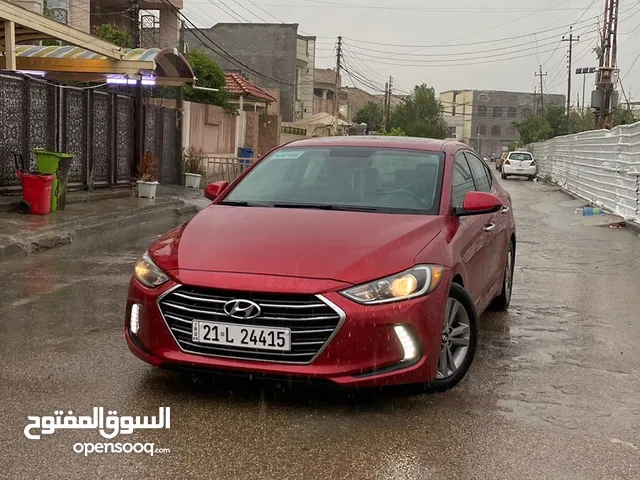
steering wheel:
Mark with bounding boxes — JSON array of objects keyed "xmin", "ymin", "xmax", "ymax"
[{"xmin": 378, "ymin": 188, "xmax": 424, "ymax": 205}]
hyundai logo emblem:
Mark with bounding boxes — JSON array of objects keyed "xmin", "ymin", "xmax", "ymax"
[{"xmin": 223, "ymin": 299, "xmax": 261, "ymax": 320}]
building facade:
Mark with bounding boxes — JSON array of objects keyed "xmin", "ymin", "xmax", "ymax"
[
  {"xmin": 443, "ymin": 115, "xmax": 465, "ymax": 141},
  {"xmin": 439, "ymin": 89, "xmax": 565, "ymax": 156},
  {"xmin": 184, "ymin": 23, "xmax": 315, "ymax": 122}
]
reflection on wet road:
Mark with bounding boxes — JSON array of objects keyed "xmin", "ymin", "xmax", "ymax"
[{"xmin": 1, "ymin": 180, "xmax": 639, "ymax": 479}]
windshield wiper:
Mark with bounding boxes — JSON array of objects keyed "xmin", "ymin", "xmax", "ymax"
[
  {"xmin": 219, "ymin": 201, "xmax": 264, "ymax": 207},
  {"xmin": 271, "ymin": 203, "xmax": 380, "ymax": 212}
]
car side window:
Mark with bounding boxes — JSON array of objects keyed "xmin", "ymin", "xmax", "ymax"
[
  {"xmin": 464, "ymin": 152, "xmax": 492, "ymax": 192},
  {"xmin": 452, "ymin": 152, "xmax": 475, "ymax": 208}
]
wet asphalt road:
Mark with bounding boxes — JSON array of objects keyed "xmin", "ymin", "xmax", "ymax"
[{"xmin": 1, "ymin": 179, "xmax": 640, "ymax": 480}]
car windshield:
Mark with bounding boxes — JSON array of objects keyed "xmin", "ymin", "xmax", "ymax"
[
  {"xmin": 223, "ymin": 146, "xmax": 445, "ymax": 214},
  {"xmin": 509, "ymin": 152, "xmax": 533, "ymax": 161}
]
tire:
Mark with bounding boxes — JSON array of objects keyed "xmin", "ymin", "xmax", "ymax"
[
  {"xmin": 424, "ymin": 283, "xmax": 478, "ymax": 392},
  {"xmin": 501, "ymin": 172, "xmax": 507, "ymax": 179},
  {"xmin": 489, "ymin": 241, "xmax": 515, "ymax": 312},
  {"xmin": 528, "ymin": 175, "xmax": 535, "ymax": 181}
]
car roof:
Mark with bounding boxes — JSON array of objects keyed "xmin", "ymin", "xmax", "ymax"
[
  {"xmin": 284, "ymin": 135, "xmax": 466, "ymax": 152},
  {"xmin": 508, "ymin": 150, "xmax": 533, "ymax": 155}
]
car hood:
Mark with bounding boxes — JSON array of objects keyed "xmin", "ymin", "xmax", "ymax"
[{"xmin": 150, "ymin": 206, "xmax": 443, "ymax": 285}]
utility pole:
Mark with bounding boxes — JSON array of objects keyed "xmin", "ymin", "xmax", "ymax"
[
  {"xmin": 596, "ymin": 0, "xmax": 620, "ymax": 129},
  {"xmin": 535, "ymin": 65, "xmax": 547, "ymax": 115},
  {"xmin": 385, "ymin": 76, "xmax": 393, "ymax": 131},
  {"xmin": 176, "ymin": 21, "xmax": 185, "ymax": 179},
  {"xmin": 130, "ymin": 0, "xmax": 140, "ymax": 48},
  {"xmin": 333, "ymin": 36, "xmax": 342, "ymax": 136},
  {"xmin": 562, "ymin": 26, "xmax": 580, "ymax": 131},
  {"xmin": 382, "ymin": 82, "xmax": 388, "ymax": 132}
]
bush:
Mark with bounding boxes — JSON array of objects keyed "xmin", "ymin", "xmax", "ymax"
[
  {"xmin": 137, "ymin": 151, "xmax": 157, "ymax": 182},
  {"xmin": 182, "ymin": 147, "xmax": 207, "ymax": 176}
]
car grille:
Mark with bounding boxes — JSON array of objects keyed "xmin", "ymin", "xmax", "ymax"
[{"xmin": 158, "ymin": 285, "xmax": 344, "ymax": 364}]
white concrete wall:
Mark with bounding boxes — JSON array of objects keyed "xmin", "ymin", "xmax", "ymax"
[{"xmin": 527, "ymin": 121, "xmax": 640, "ymax": 223}]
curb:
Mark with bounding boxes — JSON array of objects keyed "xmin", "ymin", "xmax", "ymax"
[
  {"xmin": 0, "ymin": 187, "xmax": 132, "ymax": 213},
  {"xmin": 0, "ymin": 200, "xmax": 195, "ymax": 262}
]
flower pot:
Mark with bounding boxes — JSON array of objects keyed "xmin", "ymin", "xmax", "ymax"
[
  {"xmin": 137, "ymin": 180, "xmax": 159, "ymax": 198},
  {"xmin": 184, "ymin": 172, "xmax": 202, "ymax": 188}
]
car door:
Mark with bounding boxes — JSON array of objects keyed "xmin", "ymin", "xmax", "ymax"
[
  {"xmin": 464, "ymin": 152, "xmax": 510, "ymax": 301},
  {"xmin": 450, "ymin": 151, "xmax": 494, "ymax": 306}
]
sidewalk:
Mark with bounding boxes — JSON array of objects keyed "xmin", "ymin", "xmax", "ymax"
[{"xmin": 0, "ymin": 185, "xmax": 211, "ymax": 261}]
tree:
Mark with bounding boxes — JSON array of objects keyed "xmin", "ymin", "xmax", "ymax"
[
  {"xmin": 570, "ymin": 110, "xmax": 596, "ymax": 133},
  {"xmin": 149, "ymin": 50, "xmax": 232, "ymax": 112},
  {"xmin": 183, "ymin": 50, "xmax": 231, "ymax": 111},
  {"xmin": 388, "ymin": 84, "xmax": 447, "ymax": 138},
  {"xmin": 514, "ymin": 114, "xmax": 553, "ymax": 145},
  {"xmin": 612, "ymin": 107, "xmax": 636, "ymax": 127},
  {"xmin": 353, "ymin": 101, "xmax": 383, "ymax": 131},
  {"xmin": 94, "ymin": 24, "xmax": 131, "ymax": 48},
  {"xmin": 545, "ymin": 104, "xmax": 569, "ymax": 137}
]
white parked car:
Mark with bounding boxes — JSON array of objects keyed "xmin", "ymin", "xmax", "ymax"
[{"xmin": 501, "ymin": 151, "xmax": 537, "ymax": 180}]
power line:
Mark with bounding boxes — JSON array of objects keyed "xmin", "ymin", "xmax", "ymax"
[{"xmin": 342, "ymin": 37, "xmax": 568, "ymax": 64}]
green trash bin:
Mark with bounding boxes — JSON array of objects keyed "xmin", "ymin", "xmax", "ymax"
[{"xmin": 33, "ymin": 149, "xmax": 75, "ymax": 211}]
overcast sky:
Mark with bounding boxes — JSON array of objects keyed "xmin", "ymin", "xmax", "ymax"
[{"xmin": 181, "ymin": 0, "xmax": 640, "ymax": 104}]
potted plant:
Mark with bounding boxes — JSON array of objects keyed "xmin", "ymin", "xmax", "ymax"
[
  {"xmin": 182, "ymin": 146, "xmax": 207, "ymax": 188},
  {"xmin": 136, "ymin": 151, "xmax": 159, "ymax": 198}
]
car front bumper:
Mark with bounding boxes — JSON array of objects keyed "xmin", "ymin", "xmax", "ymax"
[
  {"xmin": 124, "ymin": 271, "xmax": 451, "ymax": 387},
  {"xmin": 503, "ymin": 164, "xmax": 537, "ymax": 176}
]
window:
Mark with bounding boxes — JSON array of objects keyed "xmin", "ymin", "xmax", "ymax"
[
  {"xmin": 477, "ymin": 124, "xmax": 487, "ymax": 135},
  {"xmin": 225, "ymin": 146, "xmax": 445, "ymax": 214},
  {"xmin": 448, "ymin": 126, "xmax": 457, "ymax": 137},
  {"xmin": 491, "ymin": 125, "xmax": 501, "ymax": 136},
  {"xmin": 508, "ymin": 152, "xmax": 533, "ymax": 161},
  {"xmin": 478, "ymin": 93, "xmax": 489, "ymax": 102},
  {"xmin": 452, "ymin": 152, "xmax": 475, "ymax": 208},
  {"xmin": 521, "ymin": 108, "xmax": 532, "ymax": 118},
  {"xmin": 464, "ymin": 152, "xmax": 492, "ymax": 192},
  {"xmin": 493, "ymin": 107, "xmax": 502, "ymax": 117},
  {"xmin": 507, "ymin": 107, "xmax": 517, "ymax": 118},
  {"xmin": 477, "ymin": 106, "xmax": 487, "ymax": 117}
]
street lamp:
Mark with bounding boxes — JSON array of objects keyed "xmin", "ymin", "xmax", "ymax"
[{"xmin": 576, "ymin": 67, "xmax": 597, "ymax": 114}]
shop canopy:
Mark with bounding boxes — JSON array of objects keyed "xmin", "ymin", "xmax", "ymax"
[
  {"xmin": 0, "ymin": 0, "xmax": 194, "ymax": 85},
  {"xmin": 5, "ymin": 45, "xmax": 195, "ymax": 85}
]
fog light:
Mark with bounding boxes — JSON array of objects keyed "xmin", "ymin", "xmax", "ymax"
[
  {"xmin": 130, "ymin": 304, "xmax": 140, "ymax": 334},
  {"xmin": 394, "ymin": 325, "xmax": 418, "ymax": 362}
]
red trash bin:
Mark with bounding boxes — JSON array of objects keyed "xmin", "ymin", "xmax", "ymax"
[{"xmin": 17, "ymin": 172, "xmax": 55, "ymax": 215}]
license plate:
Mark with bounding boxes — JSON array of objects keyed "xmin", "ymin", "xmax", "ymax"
[
  {"xmin": 517, "ymin": 168, "xmax": 524, "ymax": 172},
  {"xmin": 192, "ymin": 320, "xmax": 291, "ymax": 351}
]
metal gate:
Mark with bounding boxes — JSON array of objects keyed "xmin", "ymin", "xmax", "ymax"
[
  {"xmin": 0, "ymin": 73, "xmax": 55, "ymax": 187},
  {"xmin": 0, "ymin": 72, "xmax": 177, "ymax": 192},
  {"xmin": 144, "ymin": 104, "xmax": 179, "ymax": 185}
]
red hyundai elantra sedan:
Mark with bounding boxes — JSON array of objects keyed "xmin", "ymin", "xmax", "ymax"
[{"xmin": 125, "ymin": 136, "xmax": 516, "ymax": 391}]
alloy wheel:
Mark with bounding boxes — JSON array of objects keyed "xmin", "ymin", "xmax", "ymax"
[
  {"xmin": 504, "ymin": 248, "xmax": 513, "ymax": 303},
  {"xmin": 436, "ymin": 298, "xmax": 471, "ymax": 379}
]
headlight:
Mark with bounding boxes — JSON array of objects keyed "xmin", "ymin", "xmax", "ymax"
[
  {"xmin": 134, "ymin": 251, "xmax": 169, "ymax": 288},
  {"xmin": 341, "ymin": 265, "xmax": 444, "ymax": 305}
]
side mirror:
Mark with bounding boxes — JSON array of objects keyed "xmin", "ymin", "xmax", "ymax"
[
  {"xmin": 204, "ymin": 181, "xmax": 229, "ymax": 201},
  {"xmin": 455, "ymin": 191, "xmax": 502, "ymax": 216}
]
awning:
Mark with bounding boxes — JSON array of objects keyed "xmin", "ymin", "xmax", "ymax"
[{"xmin": 2, "ymin": 45, "xmax": 195, "ymax": 85}]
